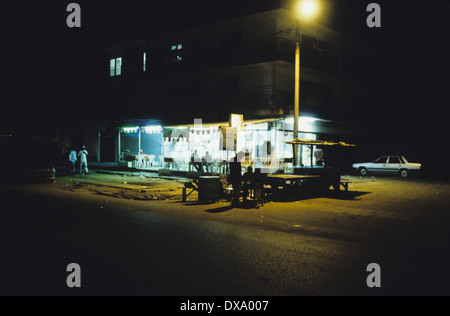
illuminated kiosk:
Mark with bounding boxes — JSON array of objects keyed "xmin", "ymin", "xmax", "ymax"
[
  {"xmin": 116, "ymin": 115, "xmax": 353, "ymax": 175},
  {"xmin": 161, "ymin": 115, "xmax": 352, "ymax": 175},
  {"xmin": 118, "ymin": 125, "xmax": 163, "ymax": 169},
  {"xmin": 162, "ymin": 116, "xmax": 294, "ymax": 174}
]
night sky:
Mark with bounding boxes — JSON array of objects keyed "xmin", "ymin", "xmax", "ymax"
[{"xmin": 2, "ymin": 0, "xmax": 450, "ymax": 171}]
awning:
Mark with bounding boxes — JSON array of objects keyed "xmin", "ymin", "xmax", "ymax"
[
  {"xmin": 166, "ymin": 117, "xmax": 282, "ymax": 128},
  {"xmin": 285, "ymin": 139, "xmax": 356, "ymax": 147}
]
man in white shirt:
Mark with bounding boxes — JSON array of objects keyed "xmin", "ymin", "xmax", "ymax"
[
  {"xmin": 203, "ymin": 151, "xmax": 213, "ymax": 173},
  {"xmin": 78, "ymin": 146, "xmax": 89, "ymax": 174}
]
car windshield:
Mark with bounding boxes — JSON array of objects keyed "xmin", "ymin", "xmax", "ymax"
[{"xmin": 401, "ymin": 156, "xmax": 408, "ymax": 163}]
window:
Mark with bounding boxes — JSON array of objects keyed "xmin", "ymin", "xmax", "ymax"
[
  {"xmin": 171, "ymin": 43, "xmax": 183, "ymax": 62},
  {"xmin": 389, "ymin": 157, "xmax": 401, "ymax": 164},
  {"xmin": 143, "ymin": 52, "xmax": 147, "ymax": 72},
  {"xmin": 115, "ymin": 57, "xmax": 122, "ymax": 76},
  {"xmin": 110, "ymin": 57, "xmax": 122, "ymax": 77},
  {"xmin": 172, "ymin": 44, "xmax": 183, "ymax": 50},
  {"xmin": 110, "ymin": 59, "xmax": 115, "ymax": 77},
  {"xmin": 374, "ymin": 157, "xmax": 388, "ymax": 164}
]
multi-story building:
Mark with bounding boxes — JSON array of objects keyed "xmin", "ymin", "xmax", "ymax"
[
  {"xmin": 95, "ymin": 8, "xmax": 342, "ymax": 124},
  {"xmin": 79, "ymin": 7, "xmax": 352, "ymax": 168}
]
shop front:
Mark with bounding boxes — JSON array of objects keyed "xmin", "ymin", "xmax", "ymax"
[
  {"xmin": 117, "ymin": 115, "xmax": 352, "ymax": 174},
  {"xmin": 118, "ymin": 125, "xmax": 163, "ymax": 168}
]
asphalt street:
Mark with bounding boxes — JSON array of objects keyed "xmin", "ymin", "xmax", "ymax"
[{"xmin": 0, "ymin": 178, "xmax": 449, "ymax": 296}]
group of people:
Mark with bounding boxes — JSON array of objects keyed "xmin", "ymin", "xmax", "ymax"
[
  {"xmin": 69, "ymin": 146, "xmax": 89, "ymax": 175},
  {"xmin": 229, "ymin": 151, "xmax": 264, "ymax": 207},
  {"xmin": 189, "ymin": 150, "xmax": 264, "ymax": 207},
  {"xmin": 191, "ymin": 150, "xmax": 214, "ymax": 173}
]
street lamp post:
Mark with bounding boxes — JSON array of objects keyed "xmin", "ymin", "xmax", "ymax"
[
  {"xmin": 293, "ymin": 22, "xmax": 301, "ymax": 167},
  {"xmin": 292, "ymin": 0, "xmax": 319, "ymax": 167}
]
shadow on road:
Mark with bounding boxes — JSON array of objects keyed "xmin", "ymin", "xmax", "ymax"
[
  {"xmin": 268, "ymin": 190, "xmax": 372, "ymax": 202},
  {"xmin": 169, "ymin": 190, "xmax": 372, "ymax": 210},
  {"xmin": 204, "ymin": 205, "xmax": 234, "ymax": 213},
  {"xmin": 322, "ymin": 190, "xmax": 372, "ymax": 200},
  {"xmin": 171, "ymin": 200, "xmax": 219, "ymax": 207}
]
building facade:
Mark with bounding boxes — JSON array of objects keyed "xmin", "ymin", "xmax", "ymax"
[
  {"xmin": 96, "ymin": 8, "xmax": 342, "ymax": 124},
  {"xmin": 81, "ymin": 8, "xmax": 351, "ymax": 170}
]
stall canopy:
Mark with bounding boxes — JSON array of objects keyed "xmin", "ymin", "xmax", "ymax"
[
  {"xmin": 286, "ymin": 138, "xmax": 356, "ymax": 169},
  {"xmin": 285, "ymin": 139, "xmax": 356, "ymax": 147}
]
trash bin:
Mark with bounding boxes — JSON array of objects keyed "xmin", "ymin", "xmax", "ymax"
[{"xmin": 198, "ymin": 176, "xmax": 221, "ymax": 202}]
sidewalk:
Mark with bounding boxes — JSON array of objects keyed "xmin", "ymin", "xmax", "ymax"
[{"xmin": 85, "ymin": 161, "xmax": 204, "ymax": 179}]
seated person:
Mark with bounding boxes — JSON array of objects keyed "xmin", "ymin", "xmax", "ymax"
[
  {"xmin": 203, "ymin": 151, "xmax": 214, "ymax": 173},
  {"xmin": 252, "ymin": 168, "xmax": 265, "ymax": 203},
  {"xmin": 190, "ymin": 149, "xmax": 203, "ymax": 172},
  {"xmin": 123, "ymin": 149, "xmax": 136, "ymax": 162},
  {"xmin": 242, "ymin": 166, "xmax": 254, "ymax": 199},
  {"xmin": 243, "ymin": 166, "xmax": 254, "ymax": 184}
]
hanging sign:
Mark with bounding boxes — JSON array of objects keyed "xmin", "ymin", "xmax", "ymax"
[
  {"xmin": 229, "ymin": 114, "xmax": 243, "ymax": 132},
  {"xmin": 220, "ymin": 126, "xmax": 237, "ymax": 151}
]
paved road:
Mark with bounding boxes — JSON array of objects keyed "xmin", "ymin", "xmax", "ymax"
[{"xmin": 0, "ymin": 182, "xmax": 449, "ymax": 296}]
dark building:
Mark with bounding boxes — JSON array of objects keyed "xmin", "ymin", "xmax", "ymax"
[{"xmin": 90, "ymin": 8, "xmax": 342, "ymax": 125}]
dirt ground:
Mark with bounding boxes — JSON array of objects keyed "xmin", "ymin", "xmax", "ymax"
[
  {"xmin": 51, "ymin": 169, "xmax": 450, "ymax": 222},
  {"xmin": 55, "ymin": 170, "xmax": 188, "ymax": 201}
]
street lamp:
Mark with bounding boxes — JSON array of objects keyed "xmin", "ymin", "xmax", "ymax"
[
  {"xmin": 297, "ymin": 0, "xmax": 319, "ymax": 18},
  {"xmin": 293, "ymin": 0, "xmax": 319, "ymax": 167}
]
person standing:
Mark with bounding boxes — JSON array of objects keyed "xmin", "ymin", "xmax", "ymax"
[
  {"xmin": 229, "ymin": 151, "xmax": 244, "ymax": 207},
  {"xmin": 69, "ymin": 148, "xmax": 77, "ymax": 175},
  {"xmin": 78, "ymin": 146, "xmax": 89, "ymax": 174},
  {"xmin": 242, "ymin": 166, "xmax": 254, "ymax": 200}
]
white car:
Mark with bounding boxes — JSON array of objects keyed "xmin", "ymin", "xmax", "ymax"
[{"xmin": 352, "ymin": 156, "xmax": 421, "ymax": 178}]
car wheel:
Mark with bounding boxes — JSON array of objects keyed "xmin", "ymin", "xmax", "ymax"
[
  {"xmin": 399, "ymin": 169, "xmax": 409, "ymax": 178},
  {"xmin": 359, "ymin": 167, "xmax": 368, "ymax": 176}
]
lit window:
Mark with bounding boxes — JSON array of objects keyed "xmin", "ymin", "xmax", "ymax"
[
  {"xmin": 110, "ymin": 57, "xmax": 122, "ymax": 77},
  {"xmin": 115, "ymin": 57, "xmax": 122, "ymax": 76},
  {"xmin": 143, "ymin": 52, "xmax": 147, "ymax": 72},
  {"xmin": 110, "ymin": 59, "xmax": 116, "ymax": 77},
  {"xmin": 171, "ymin": 43, "xmax": 183, "ymax": 62}
]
